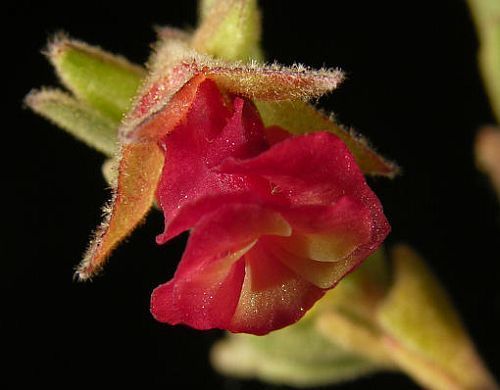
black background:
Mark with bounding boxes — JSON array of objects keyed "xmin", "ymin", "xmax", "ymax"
[{"xmin": 5, "ymin": 1, "xmax": 500, "ymax": 388}]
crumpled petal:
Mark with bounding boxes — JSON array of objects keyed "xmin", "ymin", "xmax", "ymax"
[
  {"xmin": 270, "ymin": 198, "xmax": 373, "ymax": 289},
  {"xmin": 151, "ymin": 203, "xmax": 291, "ymax": 330},
  {"xmin": 255, "ymin": 100, "xmax": 399, "ymax": 177},
  {"xmin": 155, "ymin": 78, "xmax": 270, "ymax": 242},
  {"xmin": 219, "ymin": 131, "xmax": 381, "ymax": 206},
  {"xmin": 229, "ymin": 238, "xmax": 325, "ymax": 335},
  {"xmin": 152, "ymin": 80, "xmax": 390, "ymax": 334}
]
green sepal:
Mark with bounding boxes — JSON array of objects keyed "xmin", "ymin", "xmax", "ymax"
[
  {"xmin": 26, "ymin": 89, "xmax": 118, "ymax": 156},
  {"xmin": 193, "ymin": 0, "xmax": 263, "ymax": 62},
  {"xmin": 48, "ymin": 36, "xmax": 145, "ymax": 122}
]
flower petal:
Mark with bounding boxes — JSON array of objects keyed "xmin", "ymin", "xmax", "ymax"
[
  {"xmin": 151, "ymin": 203, "xmax": 291, "ymax": 330},
  {"xmin": 230, "ymin": 238, "xmax": 324, "ymax": 335},
  {"xmin": 151, "ymin": 251, "xmax": 247, "ymax": 330},
  {"xmin": 218, "ymin": 132, "xmax": 390, "ymax": 289},
  {"xmin": 219, "ymin": 131, "xmax": 375, "ymax": 205},
  {"xmin": 155, "ymin": 78, "xmax": 269, "ymax": 242},
  {"xmin": 270, "ymin": 198, "xmax": 374, "ymax": 289},
  {"xmin": 255, "ymin": 100, "xmax": 398, "ymax": 177},
  {"xmin": 278, "ymin": 198, "xmax": 373, "ymax": 262}
]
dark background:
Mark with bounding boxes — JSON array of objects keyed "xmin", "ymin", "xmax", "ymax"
[{"xmin": 4, "ymin": 1, "xmax": 499, "ymax": 388}]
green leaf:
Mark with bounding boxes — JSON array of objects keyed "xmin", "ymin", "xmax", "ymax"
[
  {"xmin": 48, "ymin": 36, "xmax": 145, "ymax": 122},
  {"xmin": 316, "ymin": 311, "xmax": 394, "ymax": 367},
  {"xmin": 193, "ymin": 0, "xmax": 263, "ymax": 62},
  {"xmin": 25, "ymin": 89, "xmax": 118, "ymax": 156},
  {"xmin": 211, "ymin": 320, "xmax": 381, "ymax": 387}
]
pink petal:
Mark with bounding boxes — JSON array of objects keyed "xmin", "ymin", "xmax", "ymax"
[
  {"xmin": 270, "ymin": 198, "xmax": 374, "ymax": 288},
  {"xmin": 264, "ymin": 125, "xmax": 292, "ymax": 145},
  {"xmin": 255, "ymin": 100, "xmax": 399, "ymax": 177},
  {"xmin": 156, "ymin": 78, "xmax": 269, "ymax": 243},
  {"xmin": 219, "ymin": 131, "xmax": 383, "ymax": 207},
  {"xmin": 151, "ymin": 203, "xmax": 291, "ymax": 330},
  {"xmin": 151, "ymin": 255, "xmax": 246, "ymax": 330},
  {"xmin": 230, "ymin": 238, "xmax": 324, "ymax": 335},
  {"xmin": 217, "ymin": 132, "xmax": 390, "ymax": 288}
]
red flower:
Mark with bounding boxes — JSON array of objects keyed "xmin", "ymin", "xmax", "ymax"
[
  {"xmin": 150, "ymin": 78, "xmax": 389, "ymax": 334},
  {"xmin": 70, "ymin": 37, "xmax": 396, "ymax": 335}
]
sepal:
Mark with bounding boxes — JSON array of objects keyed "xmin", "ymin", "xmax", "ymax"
[
  {"xmin": 47, "ymin": 36, "xmax": 145, "ymax": 121},
  {"xmin": 25, "ymin": 89, "xmax": 118, "ymax": 156}
]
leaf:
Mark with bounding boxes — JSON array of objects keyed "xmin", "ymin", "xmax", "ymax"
[
  {"xmin": 75, "ymin": 142, "xmax": 164, "ymax": 280},
  {"xmin": 193, "ymin": 0, "xmax": 263, "ymax": 61},
  {"xmin": 376, "ymin": 245, "xmax": 498, "ymax": 390},
  {"xmin": 255, "ymin": 100, "xmax": 399, "ymax": 177},
  {"xmin": 316, "ymin": 311, "xmax": 394, "ymax": 366},
  {"xmin": 211, "ymin": 320, "xmax": 381, "ymax": 387},
  {"xmin": 25, "ymin": 89, "xmax": 118, "ymax": 156},
  {"xmin": 48, "ymin": 36, "xmax": 145, "ymax": 122}
]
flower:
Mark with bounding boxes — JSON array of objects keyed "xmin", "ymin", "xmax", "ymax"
[
  {"xmin": 149, "ymin": 77, "xmax": 390, "ymax": 334},
  {"xmin": 27, "ymin": 1, "xmax": 397, "ymax": 335}
]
